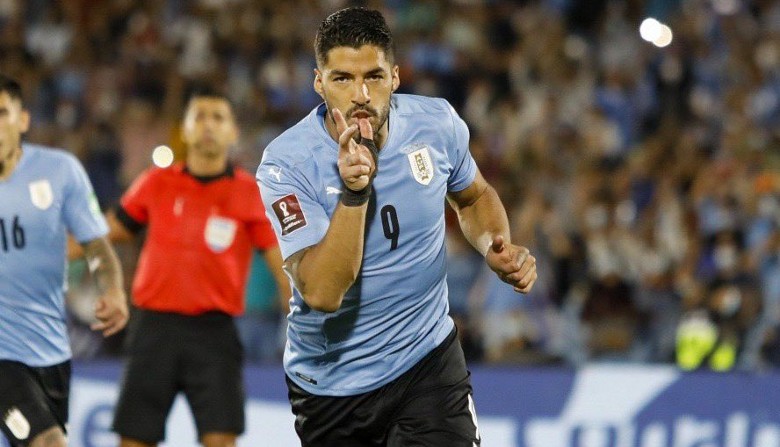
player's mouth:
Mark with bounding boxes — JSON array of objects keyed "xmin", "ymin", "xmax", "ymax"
[{"xmin": 350, "ymin": 110, "xmax": 373, "ymax": 120}]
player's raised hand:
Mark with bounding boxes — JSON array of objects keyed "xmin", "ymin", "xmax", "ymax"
[
  {"xmin": 333, "ymin": 107, "xmax": 376, "ymax": 192},
  {"xmin": 485, "ymin": 235, "xmax": 537, "ymax": 293}
]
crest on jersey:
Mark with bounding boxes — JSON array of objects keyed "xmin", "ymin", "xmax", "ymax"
[
  {"xmin": 4, "ymin": 407, "xmax": 30, "ymax": 440},
  {"xmin": 204, "ymin": 215, "xmax": 237, "ymax": 253},
  {"xmin": 28, "ymin": 180, "xmax": 53, "ymax": 210},
  {"xmin": 405, "ymin": 145, "xmax": 434, "ymax": 186}
]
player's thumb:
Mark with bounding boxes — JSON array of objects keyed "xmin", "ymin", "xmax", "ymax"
[{"xmin": 490, "ymin": 235, "xmax": 505, "ymax": 254}]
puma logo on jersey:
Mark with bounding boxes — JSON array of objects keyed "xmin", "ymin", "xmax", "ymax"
[
  {"xmin": 268, "ymin": 167, "xmax": 282, "ymax": 182},
  {"xmin": 326, "ymin": 186, "xmax": 342, "ymax": 195}
]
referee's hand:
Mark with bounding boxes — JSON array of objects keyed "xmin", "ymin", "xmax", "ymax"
[
  {"xmin": 91, "ymin": 287, "xmax": 129, "ymax": 337},
  {"xmin": 334, "ymin": 108, "xmax": 376, "ymax": 192}
]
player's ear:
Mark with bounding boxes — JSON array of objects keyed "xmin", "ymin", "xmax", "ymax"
[
  {"xmin": 391, "ymin": 65, "xmax": 400, "ymax": 92},
  {"xmin": 313, "ymin": 69, "xmax": 324, "ymax": 99},
  {"xmin": 18, "ymin": 109, "xmax": 30, "ymax": 134}
]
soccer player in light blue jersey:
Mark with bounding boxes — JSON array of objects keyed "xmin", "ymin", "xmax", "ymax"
[
  {"xmin": 257, "ymin": 7, "xmax": 537, "ymax": 446},
  {"xmin": 0, "ymin": 74, "xmax": 127, "ymax": 447}
]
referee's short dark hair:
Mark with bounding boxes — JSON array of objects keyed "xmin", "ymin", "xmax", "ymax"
[
  {"xmin": 184, "ymin": 84, "xmax": 232, "ymax": 109},
  {"xmin": 0, "ymin": 74, "xmax": 23, "ymax": 103}
]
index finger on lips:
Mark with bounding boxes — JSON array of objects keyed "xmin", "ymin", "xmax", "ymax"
[
  {"xmin": 358, "ymin": 118, "xmax": 374, "ymax": 140},
  {"xmin": 338, "ymin": 123, "xmax": 359, "ymax": 154}
]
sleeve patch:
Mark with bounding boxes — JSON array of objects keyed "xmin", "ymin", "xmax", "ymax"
[{"xmin": 272, "ymin": 194, "xmax": 307, "ymax": 235}]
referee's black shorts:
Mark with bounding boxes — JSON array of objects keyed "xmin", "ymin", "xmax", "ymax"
[
  {"xmin": 287, "ymin": 328, "xmax": 482, "ymax": 447},
  {"xmin": 112, "ymin": 309, "xmax": 245, "ymax": 444},
  {"xmin": 0, "ymin": 360, "xmax": 70, "ymax": 447}
]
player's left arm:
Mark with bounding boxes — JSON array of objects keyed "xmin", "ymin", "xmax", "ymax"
[
  {"xmin": 447, "ymin": 169, "xmax": 537, "ymax": 293},
  {"xmin": 80, "ymin": 236, "xmax": 129, "ymax": 336}
]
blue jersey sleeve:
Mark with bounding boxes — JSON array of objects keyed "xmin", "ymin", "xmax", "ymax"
[
  {"xmin": 445, "ymin": 101, "xmax": 477, "ymax": 192},
  {"xmin": 62, "ymin": 154, "xmax": 108, "ymax": 242},
  {"xmin": 257, "ymin": 153, "xmax": 330, "ymax": 261}
]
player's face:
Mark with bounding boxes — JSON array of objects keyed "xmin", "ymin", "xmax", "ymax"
[
  {"xmin": 0, "ymin": 91, "xmax": 29, "ymax": 161},
  {"xmin": 181, "ymin": 97, "xmax": 238, "ymax": 159},
  {"xmin": 315, "ymin": 45, "xmax": 399, "ymax": 144}
]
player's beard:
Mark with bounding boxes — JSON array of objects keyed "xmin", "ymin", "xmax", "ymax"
[{"xmin": 338, "ymin": 103, "xmax": 391, "ymax": 144}]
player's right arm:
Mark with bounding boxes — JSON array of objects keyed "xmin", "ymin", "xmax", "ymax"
[
  {"xmin": 263, "ymin": 110, "xmax": 376, "ymax": 313},
  {"xmin": 286, "ymin": 111, "xmax": 376, "ymax": 313}
]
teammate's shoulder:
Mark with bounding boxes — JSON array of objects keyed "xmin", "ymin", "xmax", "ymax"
[
  {"xmin": 23, "ymin": 143, "xmax": 81, "ymax": 165},
  {"xmin": 392, "ymin": 94, "xmax": 453, "ymax": 116}
]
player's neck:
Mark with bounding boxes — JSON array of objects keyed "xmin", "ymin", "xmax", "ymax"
[
  {"xmin": 186, "ymin": 154, "xmax": 228, "ymax": 177},
  {"xmin": 0, "ymin": 146, "xmax": 22, "ymax": 181}
]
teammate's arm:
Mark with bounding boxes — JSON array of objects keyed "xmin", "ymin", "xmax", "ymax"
[
  {"xmin": 67, "ymin": 209, "xmax": 138, "ymax": 259},
  {"xmin": 80, "ymin": 235, "xmax": 129, "ymax": 336},
  {"xmin": 283, "ymin": 110, "xmax": 376, "ymax": 313},
  {"xmin": 447, "ymin": 169, "xmax": 537, "ymax": 293}
]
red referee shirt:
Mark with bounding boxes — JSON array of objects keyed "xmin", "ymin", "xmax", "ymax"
[{"xmin": 119, "ymin": 163, "xmax": 277, "ymax": 316}]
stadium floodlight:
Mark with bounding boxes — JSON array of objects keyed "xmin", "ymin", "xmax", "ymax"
[
  {"xmin": 639, "ymin": 18, "xmax": 662, "ymax": 42},
  {"xmin": 652, "ymin": 24, "xmax": 674, "ymax": 48},
  {"xmin": 152, "ymin": 145, "xmax": 174, "ymax": 168}
]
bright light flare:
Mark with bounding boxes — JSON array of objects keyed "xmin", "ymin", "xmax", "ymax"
[
  {"xmin": 653, "ymin": 24, "xmax": 674, "ymax": 48},
  {"xmin": 639, "ymin": 18, "xmax": 662, "ymax": 42},
  {"xmin": 152, "ymin": 145, "xmax": 174, "ymax": 168}
]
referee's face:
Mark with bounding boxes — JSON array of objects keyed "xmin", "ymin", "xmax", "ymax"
[
  {"xmin": 181, "ymin": 97, "xmax": 238, "ymax": 159},
  {"xmin": 0, "ymin": 92, "xmax": 29, "ymax": 162}
]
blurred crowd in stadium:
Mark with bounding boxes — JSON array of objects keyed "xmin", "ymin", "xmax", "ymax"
[{"xmin": 3, "ymin": 0, "xmax": 780, "ymax": 371}]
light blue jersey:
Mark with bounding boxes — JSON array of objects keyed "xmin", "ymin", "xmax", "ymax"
[
  {"xmin": 0, "ymin": 144, "xmax": 107, "ymax": 367},
  {"xmin": 258, "ymin": 94, "xmax": 477, "ymax": 395}
]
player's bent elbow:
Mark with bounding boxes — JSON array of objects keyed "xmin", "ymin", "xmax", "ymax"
[{"xmin": 303, "ymin": 292, "xmax": 344, "ymax": 313}]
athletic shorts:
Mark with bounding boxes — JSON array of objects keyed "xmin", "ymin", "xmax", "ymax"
[
  {"xmin": 112, "ymin": 309, "xmax": 245, "ymax": 444},
  {"xmin": 287, "ymin": 329, "xmax": 482, "ymax": 446},
  {"xmin": 0, "ymin": 360, "xmax": 70, "ymax": 447}
]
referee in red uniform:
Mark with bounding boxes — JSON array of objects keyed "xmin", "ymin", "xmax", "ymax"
[{"xmin": 109, "ymin": 87, "xmax": 290, "ymax": 447}]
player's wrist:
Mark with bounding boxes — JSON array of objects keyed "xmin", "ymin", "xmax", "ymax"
[{"xmin": 341, "ymin": 184, "xmax": 371, "ymax": 206}]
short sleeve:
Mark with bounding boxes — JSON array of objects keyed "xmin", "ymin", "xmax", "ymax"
[
  {"xmin": 62, "ymin": 154, "xmax": 109, "ymax": 242},
  {"xmin": 245, "ymin": 181, "xmax": 278, "ymax": 251},
  {"xmin": 445, "ymin": 101, "xmax": 477, "ymax": 193},
  {"xmin": 120, "ymin": 169, "xmax": 154, "ymax": 225},
  {"xmin": 256, "ymin": 155, "xmax": 331, "ymax": 261}
]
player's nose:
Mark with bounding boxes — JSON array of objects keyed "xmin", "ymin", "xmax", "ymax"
[{"xmin": 351, "ymin": 82, "xmax": 371, "ymax": 105}]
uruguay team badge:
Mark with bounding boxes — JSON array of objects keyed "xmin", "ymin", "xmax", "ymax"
[
  {"xmin": 28, "ymin": 179, "xmax": 53, "ymax": 210},
  {"xmin": 204, "ymin": 215, "xmax": 237, "ymax": 253},
  {"xmin": 405, "ymin": 144, "xmax": 434, "ymax": 186}
]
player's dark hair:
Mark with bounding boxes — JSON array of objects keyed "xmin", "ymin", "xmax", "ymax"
[
  {"xmin": 315, "ymin": 7, "xmax": 395, "ymax": 67},
  {"xmin": 0, "ymin": 74, "xmax": 23, "ymax": 103}
]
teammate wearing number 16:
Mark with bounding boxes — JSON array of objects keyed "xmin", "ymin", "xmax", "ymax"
[
  {"xmin": 257, "ymin": 7, "xmax": 537, "ymax": 446},
  {"xmin": 0, "ymin": 74, "xmax": 127, "ymax": 447}
]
